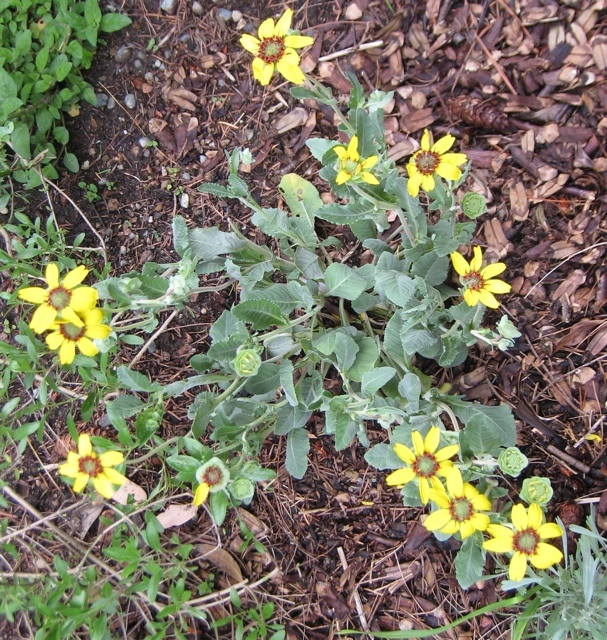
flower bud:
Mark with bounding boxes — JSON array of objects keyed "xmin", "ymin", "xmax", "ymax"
[
  {"xmin": 498, "ymin": 447, "xmax": 528, "ymax": 477},
  {"xmin": 461, "ymin": 192, "xmax": 487, "ymax": 219},
  {"xmin": 230, "ymin": 478, "xmax": 255, "ymax": 502},
  {"xmin": 232, "ymin": 348, "xmax": 262, "ymax": 377},
  {"xmin": 520, "ymin": 476, "xmax": 553, "ymax": 506}
]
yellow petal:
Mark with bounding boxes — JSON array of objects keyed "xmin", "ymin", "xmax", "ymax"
[
  {"xmin": 60, "ymin": 307, "xmax": 84, "ymax": 327},
  {"xmin": 30, "ymin": 304, "xmax": 57, "ymax": 333},
  {"xmin": 93, "ymin": 475, "xmax": 115, "ymax": 499},
  {"xmin": 424, "ymin": 425, "xmax": 441, "ymax": 453},
  {"xmin": 407, "ymin": 172, "xmax": 422, "ymax": 197},
  {"xmin": 419, "ymin": 478, "xmax": 431, "ymax": 505},
  {"xmin": 59, "ymin": 452, "xmax": 80, "ymax": 478},
  {"xmin": 347, "ymin": 136, "xmax": 360, "ymax": 161},
  {"xmin": 252, "ymin": 57, "xmax": 274, "ymax": 85},
  {"xmin": 511, "ymin": 504, "xmax": 528, "ymax": 531},
  {"xmin": 59, "ymin": 340, "xmax": 76, "ymax": 365},
  {"xmin": 464, "ymin": 289, "xmax": 481, "ymax": 307},
  {"xmin": 72, "ymin": 473, "xmax": 89, "ymax": 494},
  {"xmin": 85, "ymin": 322, "xmax": 111, "ymax": 340},
  {"xmin": 481, "ymin": 262, "xmax": 507, "ymax": 280},
  {"xmin": 274, "ymin": 8, "xmax": 292, "ymax": 36},
  {"xmin": 483, "ymin": 537, "xmax": 513, "ymax": 554},
  {"xmin": 432, "ymin": 134, "xmax": 455, "ymax": 155},
  {"xmin": 471, "ymin": 494, "xmax": 493, "ymax": 512},
  {"xmin": 361, "ymin": 156, "xmax": 378, "ymax": 170},
  {"xmin": 45, "ymin": 263, "xmax": 60, "ymax": 288},
  {"xmin": 441, "ymin": 152, "xmax": 468, "ymax": 167},
  {"xmin": 537, "ymin": 522, "xmax": 563, "ymax": 539},
  {"xmin": 18, "ymin": 286, "xmax": 48, "ymax": 304},
  {"xmin": 469, "ymin": 513, "xmax": 490, "ymax": 532},
  {"xmin": 424, "ymin": 508, "xmax": 452, "ymax": 531},
  {"xmin": 469, "ymin": 246, "xmax": 483, "ymax": 271},
  {"xmin": 508, "ymin": 552, "xmax": 528, "ymax": 581},
  {"xmin": 361, "ymin": 172, "xmax": 379, "ymax": 185},
  {"xmin": 258, "ymin": 17, "xmax": 276, "ymax": 39},
  {"xmin": 427, "ymin": 488, "xmax": 450, "ymax": 509},
  {"xmin": 336, "ymin": 170, "xmax": 351, "ymax": 184},
  {"xmin": 194, "ymin": 482, "xmax": 210, "ymax": 506},
  {"xmin": 435, "ymin": 162, "xmax": 462, "ymax": 181},
  {"xmin": 527, "ymin": 503, "xmax": 544, "ymax": 529},
  {"xmin": 76, "ymin": 336, "xmax": 99, "ymax": 357},
  {"xmin": 411, "ymin": 431, "xmax": 425, "ymax": 456},
  {"xmin": 450, "ymin": 252, "xmax": 470, "ymax": 276},
  {"xmin": 530, "ymin": 543, "xmax": 563, "ymax": 569},
  {"xmin": 435, "ymin": 444, "xmax": 459, "ymax": 463},
  {"xmin": 102, "ymin": 468, "xmax": 127, "ymax": 486},
  {"xmin": 484, "ymin": 278, "xmax": 511, "ymax": 294},
  {"xmin": 334, "ymin": 145, "xmax": 348, "ymax": 161},
  {"xmin": 486, "ymin": 524, "xmax": 514, "ymax": 541},
  {"xmin": 240, "ymin": 34, "xmax": 260, "ymax": 55},
  {"xmin": 446, "ymin": 467, "xmax": 463, "ymax": 495},
  {"xmin": 99, "ymin": 451, "xmax": 124, "ymax": 467},
  {"xmin": 70, "ymin": 286, "xmax": 99, "ymax": 312},
  {"xmin": 46, "ymin": 331, "xmax": 65, "ymax": 351},
  {"xmin": 63, "ymin": 265, "xmax": 89, "ymax": 290},
  {"xmin": 478, "ymin": 289, "xmax": 500, "ymax": 309},
  {"xmin": 420, "ymin": 173, "xmax": 435, "ymax": 192},
  {"xmin": 420, "ymin": 129, "xmax": 431, "ymax": 151},
  {"xmin": 385, "ymin": 467, "xmax": 416, "ymax": 487},
  {"xmin": 393, "ymin": 443, "xmax": 416, "ymax": 464},
  {"xmin": 284, "ymin": 34, "xmax": 314, "ymax": 49},
  {"xmin": 459, "ymin": 521, "xmax": 476, "ymax": 539},
  {"xmin": 276, "ymin": 58, "xmax": 306, "ymax": 85},
  {"xmin": 78, "ymin": 434, "xmax": 93, "ymax": 456}
]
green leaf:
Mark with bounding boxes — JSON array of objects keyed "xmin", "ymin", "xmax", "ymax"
[
  {"xmin": 188, "ymin": 227, "xmax": 247, "ymax": 260},
  {"xmin": 232, "ymin": 300, "xmax": 286, "ymax": 330},
  {"xmin": 375, "ymin": 269, "xmax": 416, "ymax": 307},
  {"xmin": 191, "ymin": 396, "xmax": 215, "ymax": 439},
  {"xmin": 138, "ymin": 275, "xmax": 169, "ymax": 299},
  {"xmin": 117, "ymin": 366, "xmax": 161, "ymax": 392},
  {"xmin": 285, "ymin": 429, "xmax": 309, "ymax": 479},
  {"xmin": 63, "ymin": 153, "xmax": 79, "ymax": 173},
  {"xmin": 172, "ymin": 216, "xmax": 189, "ymax": 257},
  {"xmin": 100, "ymin": 12, "xmax": 132, "ymax": 32},
  {"xmin": 326, "ymin": 409, "xmax": 357, "ymax": 451},
  {"xmin": 346, "ymin": 336, "xmax": 378, "ymax": 382},
  {"xmin": 274, "ymin": 405, "xmax": 311, "ymax": 436},
  {"xmin": 244, "ymin": 363, "xmax": 280, "ymax": 395},
  {"xmin": 207, "ymin": 335, "xmax": 246, "ymax": 365},
  {"xmin": 411, "ymin": 252, "xmax": 449, "ymax": 286},
  {"xmin": 401, "ymin": 329, "xmax": 438, "ymax": 357},
  {"xmin": 85, "ymin": 0, "xmax": 102, "ymax": 25},
  {"xmin": 453, "ymin": 403, "xmax": 517, "ymax": 457},
  {"xmin": 197, "ymin": 183, "xmax": 232, "ymax": 198},
  {"xmin": 106, "ymin": 395, "xmax": 144, "ymax": 429},
  {"xmin": 209, "ymin": 311, "xmax": 249, "ymax": 343},
  {"xmin": 305, "ymin": 138, "xmax": 337, "ymax": 161},
  {"xmin": 53, "ymin": 126, "xmax": 69, "ymax": 145},
  {"xmin": 279, "ymin": 361, "xmax": 297, "ymax": 406},
  {"xmin": 361, "ymin": 367, "xmax": 396, "ymax": 398},
  {"xmin": 455, "ymin": 535, "xmax": 485, "ymax": 589},
  {"xmin": 295, "ymin": 247, "xmax": 324, "ymax": 280},
  {"xmin": 279, "ymin": 173, "xmax": 323, "ymax": 228},
  {"xmin": 209, "ymin": 491, "xmax": 228, "ymax": 525},
  {"xmin": 324, "ymin": 263, "xmax": 367, "ymax": 300},
  {"xmin": 333, "ymin": 333, "xmax": 360, "ymax": 371},
  {"xmin": 364, "ymin": 443, "xmax": 402, "ymax": 470},
  {"xmin": 10, "ymin": 123, "xmax": 31, "ymax": 160}
]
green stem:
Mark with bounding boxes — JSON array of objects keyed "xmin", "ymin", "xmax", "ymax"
[{"xmin": 128, "ymin": 437, "xmax": 181, "ymax": 464}]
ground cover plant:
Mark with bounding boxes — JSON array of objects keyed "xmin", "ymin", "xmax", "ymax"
[{"xmin": 1, "ymin": 0, "xmax": 606, "ymax": 638}]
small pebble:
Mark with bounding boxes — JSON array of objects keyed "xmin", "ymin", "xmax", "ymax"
[
  {"xmin": 231, "ymin": 10, "xmax": 242, "ymax": 21},
  {"xmin": 217, "ymin": 8, "xmax": 232, "ymax": 20},
  {"xmin": 124, "ymin": 93, "xmax": 137, "ymax": 109},
  {"xmin": 182, "ymin": 172, "xmax": 191, "ymax": 180},
  {"xmin": 138, "ymin": 136, "xmax": 152, "ymax": 148},
  {"xmin": 133, "ymin": 59, "xmax": 143, "ymax": 71},
  {"xmin": 107, "ymin": 97, "xmax": 116, "ymax": 109},
  {"xmin": 96, "ymin": 93, "xmax": 109, "ymax": 107},
  {"xmin": 180, "ymin": 193, "xmax": 190, "ymax": 209},
  {"xmin": 115, "ymin": 45, "xmax": 131, "ymax": 63},
  {"xmin": 160, "ymin": 0, "xmax": 178, "ymax": 14},
  {"xmin": 192, "ymin": 1, "xmax": 203, "ymax": 15},
  {"xmin": 136, "ymin": 50, "xmax": 146, "ymax": 60}
]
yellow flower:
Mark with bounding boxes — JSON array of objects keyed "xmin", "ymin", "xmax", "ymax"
[
  {"xmin": 483, "ymin": 503, "xmax": 563, "ymax": 581},
  {"xmin": 46, "ymin": 307, "xmax": 111, "ymax": 365},
  {"xmin": 406, "ymin": 129, "xmax": 468, "ymax": 197},
  {"xmin": 451, "ymin": 246, "xmax": 511, "ymax": 309},
  {"xmin": 193, "ymin": 458, "xmax": 230, "ymax": 507},
  {"xmin": 240, "ymin": 8, "xmax": 314, "ymax": 86},
  {"xmin": 425, "ymin": 469, "xmax": 492, "ymax": 539},
  {"xmin": 18, "ymin": 263, "xmax": 99, "ymax": 334},
  {"xmin": 333, "ymin": 136, "xmax": 379, "ymax": 186},
  {"xmin": 59, "ymin": 434, "xmax": 126, "ymax": 499},
  {"xmin": 386, "ymin": 426, "xmax": 460, "ymax": 505}
]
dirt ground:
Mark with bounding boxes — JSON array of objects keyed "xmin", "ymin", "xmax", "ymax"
[{"xmin": 4, "ymin": 0, "xmax": 607, "ymax": 637}]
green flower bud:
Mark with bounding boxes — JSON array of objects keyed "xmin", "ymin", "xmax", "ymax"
[
  {"xmin": 461, "ymin": 192, "xmax": 487, "ymax": 219},
  {"xmin": 230, "ymin": 478, "xmax": 255, "ymax": 502},
  {"xmin": 520, "ymin": 477, "xmax": 553, "ymax": 506},
  {"xmin": 195, "ymin": 457, "xmax": 230, "ymax": 493},
  {"xmin": 498, "ymin": 447, "xmax": 528, "ymax": 477},
  {"xmin": 232, "ymin": 349, "xmax": 262, "ymax": 377}
]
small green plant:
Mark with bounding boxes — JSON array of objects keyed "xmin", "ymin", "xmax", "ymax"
[
  {"xmin": 0, "ymin": 0, "xmax": 131, "ymax": 195},
  {"xmin": 78, "ymin": 180, "xmax": 100, "ymax": 202},
  {"xmin": 211, "ymin": 590, "xmax": 286, "ymax": 640}
]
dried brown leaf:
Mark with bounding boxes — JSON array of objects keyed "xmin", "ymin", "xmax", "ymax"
[
  {"xmin": 197, "ymin": 543, "xmax": 244, "ymax": 583},
  {"xmin": 156, "ymin": 503, "xmax": 198, "ymax": 529},
  {"xmin": 510, "ymin": 181, "xmax": 529, "ymax": 221},
  {"xmin": 274, "ymin": 107, "xmax": 308, "ymax": 134},
  {"xmin": 552, "ymin": 269, "xmax": 586, "ymax": 300}
]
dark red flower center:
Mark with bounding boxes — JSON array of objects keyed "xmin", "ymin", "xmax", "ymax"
[
  {"xmin": 513, "ymin": 529, "xmax": 540, "ymax": 556},
  {"xmin": 79, "ymin": 455, "xmax": 102, "ymax": 477},
  {"xmin": 413, "ymin": 453, "xmax": 439, "ymax": 478},
  {"xmin": 258, "ymin": 36, "xmax": 286, "ymax": 64},
  {"xmin": 461, "ymin": 272, "xmax": 484, "ymax": 291},
  {"xmin": 203, "ymin": 464, "xmax": 224, "ymax": 487},
  {"xmin": 414, "ymin": 150, "xmax": 440, "ymax": 175},
  {"xmin": 450, "ymin": 497, "xmax": 474, "ymax": 523},
  {"xmin": 48, "ymin": 286, "xmax": 72, "ymax": 311},
  {"xmin": 61, "ymin": 322, "xmax": 86, "ymax": 341}
]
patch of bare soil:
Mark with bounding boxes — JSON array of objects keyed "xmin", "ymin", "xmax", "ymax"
[{"xmin": 4, "ymin": 0, "xmax": 607, "ymax": 637}]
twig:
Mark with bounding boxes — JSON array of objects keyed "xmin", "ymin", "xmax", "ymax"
[
  {"xmin": 546, "ymin": 444, "xmax": 592, "ymax": 475},
  {"xmin": 319, "ymin": 40, "xmax": 384, "ymax": 62},
  {"xmin": 129, "ymin": 309, "xmax": 178, "ymax": 367},
  {"xmin": 338, "ymin": 546, "xmax": 369, "ymax": 633}
]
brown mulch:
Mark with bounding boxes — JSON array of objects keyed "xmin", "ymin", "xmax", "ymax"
[{"xmin": 3, "ymin": 0, "xmax": 607, "ymax": 637}]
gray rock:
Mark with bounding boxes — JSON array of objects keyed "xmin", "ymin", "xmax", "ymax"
[
  {"xmin": 217, "ymin": 8, "xmax": 232, "ymax": 20},
  {"xmin": 160, "ymin": 0, "xmax": 178, "ymax": 14},
  {"xmin": 138, "ymin": 136, "xmax": 152, "ymax": 148},
  {"xmin": 115, "ymin": 45, "xmax": 131, "ymax": 63},
  {"xmin": 231, "ymin": 10, "xmax": 242, "ymax": 21},
  {"xmin": 192, "ymin": 1, "xmax": 203, "ymax": 15},
  {"xmin": 96, "ymin": 92, "xmax": 109, "ymax": 107},
  {"xmin": 124, "ymin": 93, "xmax": 137, "ymax": 109},
  {"xmin": 133, "ymin": 59, "xmax": 143, "ymax": 71},
  {"xmin": 107, "ymin": 97, "xmax": 116, "ymax": 109}
]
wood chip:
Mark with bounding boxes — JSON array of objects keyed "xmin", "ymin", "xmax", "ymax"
[
  {"xmin": 156, "ymin": 503, "xmax": 198, "ymax": 528},
  {"xmin": 510, "ymin": 181, "xmax": 529, "ymax": 221},
  {"xmin": 273, "ymin": 107, "xmax": 309, "ymax": 134},
  {"xmin": 552, "ymin": 269, "xmax": 586, "ymax": 300}
]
